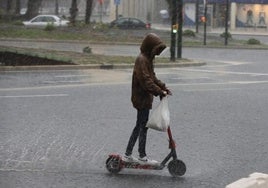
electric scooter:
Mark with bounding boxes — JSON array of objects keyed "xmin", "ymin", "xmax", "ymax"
[{"xmin": 105, "ymin": 126, "xmax": 186, "ymax": 177}]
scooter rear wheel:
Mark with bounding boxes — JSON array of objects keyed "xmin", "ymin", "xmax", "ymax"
[
  {"xmin": 167, "ymin": 159, "xmax": 186, "ymax": 177},
  {"xmin": 106, "ymin": 156, "xmax": 122, "ymax": 174}
]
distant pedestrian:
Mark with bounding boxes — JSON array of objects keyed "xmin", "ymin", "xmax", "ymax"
[
  {"xmin": 259, "ymin": 11, "xmax": 266, "ymax": 25},
  {"xmin": 246, "ymin": 9, "xmax": 253, "ymax": 25}
]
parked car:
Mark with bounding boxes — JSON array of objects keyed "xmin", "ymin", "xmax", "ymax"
[
  {"xmin": 110, "ymin": 17, "xmax": 150, "ymax": 29},
  {"xmin": 23, "ymin": 15, "xmax": 69, "ymax": 27}
]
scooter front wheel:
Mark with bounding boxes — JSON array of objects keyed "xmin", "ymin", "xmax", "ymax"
[
  {"xmin": 106, "ymin": 156, "xmax": 122, "ymax": 174},
  {"xmin": 167, "ymin": 159, "xmax": 186, "ymax": 177}
]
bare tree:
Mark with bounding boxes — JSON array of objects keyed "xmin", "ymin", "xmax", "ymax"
[
  {"xmin": 55, "ymin": 0, "xmax": 59, "ymax": 15},
  {"xmin": 25, "ymin": 0, "xmax": 42, "ymax": 19},
  {"xmin": 5, "ymin": 0, "xmax": 20, "ymax": 16},
  {"xmin": 165, "ymin": 0, "xmax": 172, "ymax": 10},
  {"xmin": 15, "ymin": 0, "xmax": 21, "ymax": 15},
  {"xmin": 6, "ymin": 0, "xmax": 13, "ymax": 14},
  {"xmin": 85, "ymin": 0, "xmax": 93, "ymax": 24},
  {"xmin": 69, "ymin": 0, "xmax": 78, "ymax": 26}
]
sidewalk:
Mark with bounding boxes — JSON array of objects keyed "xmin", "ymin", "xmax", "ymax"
[{"xmin": 152, "ymin": 23, "xmax": 268, "ymax": 36}]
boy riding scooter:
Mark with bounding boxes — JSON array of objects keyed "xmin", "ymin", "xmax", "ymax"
[
  {"xmin": 106, "ymin": 33, "xmax": 186, "ymax": 177},
  {"xmin": 124, "ymin": 33, "xmax": 171, "ymax": 164}
]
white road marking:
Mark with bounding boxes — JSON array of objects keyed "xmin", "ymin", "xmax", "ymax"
[
  {"xmin": 42, "ymin": 81, "xmax": 82, "ymax": 84},
  {"xmin": 0, "ymin": 94, "xmax": 69, "ymax": 98},
  {"xmin": 169, "ymin": 80, "xmax": 268, "ymax": 86},
  {"xmin": 174, "ymin": 68, "xmax": 268, "ymax": 76},
  {"xmin": 0, "ymin": 80, "xmax": 268, "ymax": 92},
  {"xmin": 55, "ymin": 75, "xmax": 89, "ymax": 78},
  {"xmin": 170, "ymin": 77, "xmax": 210, "ymax": 80},
  {"xmin": 182, "ymin": 88, "xmax": 240, "ymax": 92},
  {"xmin": 232, "ymin": 80, "xmax": 268, "ymax": 84},
  {"xmin": 0, "ymin": 82, "xmax": 131, "ymax": 91}
]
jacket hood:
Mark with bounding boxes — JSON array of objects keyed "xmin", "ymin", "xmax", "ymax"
[{"xmin": 140, "ymin": 33, "xmax": 166, "ymax": 59}]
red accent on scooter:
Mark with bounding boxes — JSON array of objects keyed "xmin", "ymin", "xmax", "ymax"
[{"xmin": 106, "ymin": 126, "xmax": 186, "ymax": 177}]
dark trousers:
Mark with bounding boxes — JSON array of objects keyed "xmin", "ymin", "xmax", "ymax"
[{"xmin": 125, "ymin": 109, "xmax": 149, "ymax": 158}]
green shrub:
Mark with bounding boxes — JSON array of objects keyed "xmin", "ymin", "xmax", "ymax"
[
  {"xmin": 220, "ymin": 32, "xmax": 232, "ymax": 39},
  {"xmin": 183, "ymin": 29, "xmax": 195, "ymax": 37},
  {"xmin": 247, "ymin": 38, "xmax": 261, "ymax": 45},
  {"xmin": 92, "ymin": 22, "xmax": 109, "ymax": 32},
  {"xmin": 83, "ymin": 46, "xmax": 92, "ymax": 54},
  {"xmin": 44, "ymin": 23, "xmax": 55, "ymax": 31},
  {"xmin": 13, "ymin": 20, "xmax": 24, "ymax": 26}
]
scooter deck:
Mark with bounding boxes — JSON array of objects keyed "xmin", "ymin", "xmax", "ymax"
[
  {"xmin": 108, "ymin": 154, "xmax": 164, "ymax": 170},
  {"xmin": 122, "ymin": 160, "xmax": 164, "ymax": 170}
]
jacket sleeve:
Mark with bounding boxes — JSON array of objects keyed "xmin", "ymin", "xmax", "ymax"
[
  {"xmin": 136, "ymin": 60, "xmax": 163, "ymax": 96},
  {"xmin": 152, "ymin": 72, "xmax": 167, "ymax": 90}
]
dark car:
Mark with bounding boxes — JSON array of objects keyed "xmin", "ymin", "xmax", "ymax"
[{"xmin": 110, "ymin": 17, "xmax": 150, "ymax": 29}]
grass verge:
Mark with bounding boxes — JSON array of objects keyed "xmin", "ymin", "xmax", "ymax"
[
  {"xmin": 1, "ymin": 23, "xmax": 268, "ymax": 66},
  {"xmin": 0, "ymin": 45, "xmax": 190, "ymax": 66},
  {"xmin": 1, "ymin": 24, "xmax": 268, "ymax": 49}
]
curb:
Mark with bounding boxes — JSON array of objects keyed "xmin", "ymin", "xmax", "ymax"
[
  {"xmin": 0, "ymin": 62, "xmax": 206, "ymax": 71},
  {"xmin": 226, "ymin": 173, "xmax": 268, "ymax": 188},
  {"xmin": 1, "ymin": 38, "xmax": 268, "ymax": 50},
  {"xmin": 0, "ymin": 38, "xmax": 140, "ymax": 46}
]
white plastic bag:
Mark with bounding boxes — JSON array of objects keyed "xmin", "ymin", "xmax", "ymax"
[{"xmin": 146, "ymin": 97, "xmax": 170, "ymax": 132}]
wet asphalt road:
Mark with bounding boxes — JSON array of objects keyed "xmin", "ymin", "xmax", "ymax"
[
  {"xmin": 1, "ymin": 45, "xmax": 268, "ymax": 188},
  {"xmin": 1, "ymin": 34, "xmax": 268, "ymax": 188}
]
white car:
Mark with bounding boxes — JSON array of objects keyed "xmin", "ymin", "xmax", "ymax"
[{"xmin": 23, "ymin": 15, "xmax": 69, "ymax": 27}]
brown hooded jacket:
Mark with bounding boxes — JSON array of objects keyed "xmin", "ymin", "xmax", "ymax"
[{"xmin": 131, "ymin": 33, "xmax": 167, "ymax": 110}]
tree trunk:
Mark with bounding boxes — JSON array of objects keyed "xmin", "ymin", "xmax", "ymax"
[
  {"xmin": 85, "ymin": 0, "xmax": 93, "ymax": 24},
  {"xmin": 165, "ymin": 0, "xmax": 172, "ymax": 11},
  {"xmin": 55, "ymin": 0, "xmax": 59, "ymax": 15},
  {"xmin": 15, "ymin": 0, "xmax": 21, "ymax": 15},
  {"xmin": 25, "ymin": 0, "xmax": 42, "ymax": 19},
  {"xmin": 69, "ymin": 0, "xmax": 78, "ymax": 26},
  {"xmin": 6, "ymin": 0, "xmax": 13, "ymax": 14}
]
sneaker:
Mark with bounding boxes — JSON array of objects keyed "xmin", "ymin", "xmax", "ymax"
[
  {"xmin": 122, "ymin": 155, "xmax": 138, "ymax": 163},
  {"xmin": 138, "ymin": 156, "xmax": 159, "ymax": 165}
]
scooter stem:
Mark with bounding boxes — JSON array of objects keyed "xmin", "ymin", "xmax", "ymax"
[{"xmin": 167, "ymin": 126, "xmax": 176, "ymax": 149}]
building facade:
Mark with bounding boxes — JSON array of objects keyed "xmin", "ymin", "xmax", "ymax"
[
  {"xmin": 2, "ymin": 0, "xmax": 267, "ymax": 30},
  {"xmin": 183, "ymin": 0, "xmax": 268, "ymax": 29},
  {"xmin": 112, "ymin": 0, "xmax": 268, "ymax": 29}
]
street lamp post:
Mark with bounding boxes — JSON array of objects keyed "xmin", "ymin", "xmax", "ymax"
[
  {"xmin": 195, "ymin": 0, "xmax": 199, "ymax": 33},
  {"xmin": 114, "ymin": 0, "xmax": 120, "ymax": 20},
  {"xmin": 203, "ymin": 0, "xmax": 207, "ymax": 45},
  {"xmin": 98, "ymin": 0, "xmax": 103, "ymax": 22},
  {"xmin": 177, "ymin": 0, "xmax": 183, "ymax": 59},
  {"xmin": 170, "ymin": 0, "xmax": 177, "ymax": 62},
  {"xmin": 224, "ymin": 0, "xmax": 229, "ymax": 45}
]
